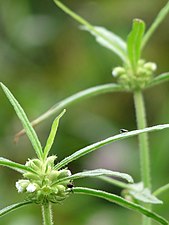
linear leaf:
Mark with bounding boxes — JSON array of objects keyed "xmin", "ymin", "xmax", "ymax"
[
  {"xmin": 43, "ymin": 109, "xmax": 66, "ymax": 160},
  {"xmin": 147, "ymin": 72, "xmax": 169, "ymax": 88},
  {"xmin": 0, "ymin": 157, "xmax": 35, "ymax": 174},
  {"xmin": 0, "ymin": 83, "xmax": 43, "ymax": 159},
  {"xmin": 127, "ymin": 19, "xmax": 145, "ymax": 72},
  {"xmin": 74, "ymin": 187, "xmax": 168, "ymax": 225},
  {"xmin": 54, "ymin": 169, "xmax": 133, "ymax": 185},
  {"xmin": 142, "ymin": 1, "xmax": 169, "ymax": 48},
  {"xmin": 52, "ymin": 0, "xmax": 127, "ymax": 62},
  {"xmin": 153, "ymin": 183, "xmax": 169, "ymax": 197},
  {"xmin": 81, "ymin": 26, "xmax": 127, "ymax": 62},
  {"xmin": 16, "ymin": 83, "xmax": 124, "ymax": 138},
  {"xmin": 55, "ymin": 124, "xmax": 169, "ymax": 169},
  {"xmin": 0, "ymin": 201, "xmax": 32, "ymax": 217}
]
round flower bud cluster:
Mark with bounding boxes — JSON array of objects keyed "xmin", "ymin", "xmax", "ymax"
[
  {"xmin": 15, "ymin": 156, "xmax": 72, "ymax": 204},
  {"xmin": 112, "ymin": 59, "xmax": 157, "ymax": 90}
]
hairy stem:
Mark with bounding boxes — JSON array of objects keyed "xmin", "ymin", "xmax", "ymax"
[
  {"xmin": 133, "ymin": 90, "xmax": 151, "ymax": 225},
  {"xmin": 42, "ymin": 203, "xmax": 53, "ymax": 225}
]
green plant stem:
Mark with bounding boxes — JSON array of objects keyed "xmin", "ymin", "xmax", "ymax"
[
  {"xmin": 134, "ymin": 90, "xmax": 151, "ymax": 189},
  {"xmin": 133, "ymin": 90, "xmax": 151, "ymax": 225},
  {"xmin": 42, "ymin": 203, "xmax": 53, "ymax": 225}
]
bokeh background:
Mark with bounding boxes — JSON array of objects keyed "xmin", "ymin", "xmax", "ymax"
[{"xmin": 0, "ymin": 0, "xmax": 169, "ymax": 224}]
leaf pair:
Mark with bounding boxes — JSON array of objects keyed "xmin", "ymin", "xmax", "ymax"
[{"xmin": 0, "ymin": 82, "xmax": 64, "ymax": 161}]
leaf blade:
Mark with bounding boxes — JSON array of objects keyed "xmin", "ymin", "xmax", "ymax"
[
  {"xmin": 74, "ymin": 187, "xmax": 168, "ymax": 225},
  {"xmin": 0, "ymin": 157, "xmax": 35, "ymax": 174},
  {"xmin": 55, "ymin": 124, "xmax": 169, "ymax": 169},
  {"xmin": 82, "ymin": 26, "xmax": 127, "ymax": 61},
  {"xmin": 16, "ymin": 83, "xmax": 124, "ymax": 138},
  {"xmin": 52, "ymin": 0, "xmax": 127, "ymax": 62},
  {"xmin": 0, "ymin": 201, "xmax": 32, "ymax": 217},
  {"xmin": 127, "ymin": 19, "xmax": 145, "ymax": 72},
  {"xmin": 147, "ymin": 72, "xmax": 169, "ymax": 88},
  {"xmin": 0, "ymin": 83, "xmax": 43, "ymax": 159},
  {"xmin": 43, "ymin": 109, "xmax": 66, "ymax": 159},
  {"xmin": 153, "ymin": 183, "xmax": 169, "ymax": 197},
  {"xmin": 55, "ymin": 169, "xmax": 133, "ymax": 184},
  {"xmin": 142, "ymin": 1, "xmax": 169, "ymax": 48}
]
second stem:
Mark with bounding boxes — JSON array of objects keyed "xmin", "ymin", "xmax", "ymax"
[
  {"xmin": 133, "ymin": 90, "xmax": 151, "ymax": 225},
  {"xmin": 133, "ymin": 90, "xmax": 151, "ymax": 189}
]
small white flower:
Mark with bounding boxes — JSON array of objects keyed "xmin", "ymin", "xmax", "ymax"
[
  {"xmin": 67, "ymin": 170, "xmax": 72, "ymax": 176},
  {"xmin": 16, "ymin": 181, "xmax": 23, "ymax": 193},
  {"xmin": 16, "ymin": 179, "xmax": 29, "ymax": 193},
  {"xmin": 26, "ymin": 183, "xmax": 36, "ymax": 193}
]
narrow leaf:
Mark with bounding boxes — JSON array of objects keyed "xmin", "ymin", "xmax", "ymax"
[
  {"xmin": 55, "ymin": 124, "xmax": 169, "ymax": 169},
  {"xmin": 43, "ymin": 109, "xmax": 66, "ymax": 160},
  {"xmin": 74, "ymin": 187, "xmax": 168, "ymax": 225},
  {"xmin": 0, "ymin": 201, "xmax": 32, "ymax": 217},
  {"xmin": 142, "ymin": 1, "xmax": 169, "ymax": 48},
  {"xmin": 52, "ymin": 0, "xmax": 127, "ymax": 62},
  {"xmin": 153, "ymin": 183, "xmax": 169, "ymax": 197},
  {"xmin": 0, "ymin": 157, "xmax": 35, "ymax": 174},
  {"xmin": 127, "ymin": 182, "xmax": 163, "ymax": 204},
  {"xmin": 0, "ymin": 83, "xmax": 43, "ymax": 159},
  {"xmin": 147, "ymin": 72, "xmax": 169, "ymax": 88},
  {"xmin": 15, "ymin": 83, "xmax": 124, "ymax": 138},
  {"xmin": 81, "ymin": 26, "xmax": 127, "ymax": 62},
  {"xmin": 127, "ymin": 19, "xmax": 145, "ymax": 72},
  {"xmin": 54, "ymin": 169, "xmax": 133, "ymax": 185}
]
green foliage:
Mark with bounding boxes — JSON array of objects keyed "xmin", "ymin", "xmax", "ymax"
[
  {"xmin": 0, "ymin": 83, "xmax": 43, "ymax": 160},
  {"xmin": 74, "ymin": 187, "xmax": 168, "ymax": 225},
  {"xmin": 43, "ymin": 109, "xmax": 66, "ymax": 160},
  {"xmin": 1, "ymin": 82, "xmax": 169, "ymax": 225},
  {"xmin": 0, "ymin": 1, "xmax": 169, "ymax": 225},
  {"xmin": 127, "ymin": 19, "xmax": 145, "ymax": 73}
]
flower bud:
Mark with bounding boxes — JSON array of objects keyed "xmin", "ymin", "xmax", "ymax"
[
  {"xmin": 112, "ymin": 67, "xmax": 125, "ymax": 77},
  {"xmin": 25, "ymin": 158, "xmax": 42, "ymax": 171},
  {"xmin": 48, "ymin": 170, "xmax": 60, "ymax": 181},
  {"xmin": 58, "ymin": 169, "xmax": 71, "ymax": 179},
  {"xmin": 144, "ymin": 62, "xmax": 157, "ymax": 72},
  {"xmin": 57, "ymin": 184, "xmax": 66, "ymax": 195},
  {"xmin": 23, "ymin": 172, "xmax": 40, "ymax": 181},
  {"xmin": 46, "ymin": 155, "xmax": 57, "ymax": 167}
]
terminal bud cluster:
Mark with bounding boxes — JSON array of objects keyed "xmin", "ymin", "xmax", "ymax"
[
  {"xmin": 16, "ymin": 156, "xmax": 72, "ymax": 204},
  {"xmin": 112, "ymin": 59, "xmax": 157, "ymax": 90}
]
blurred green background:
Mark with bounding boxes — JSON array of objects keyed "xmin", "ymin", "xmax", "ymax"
[{"xmin": 0, "ymin": 0, "xmax": 169, "ymax": 224}]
